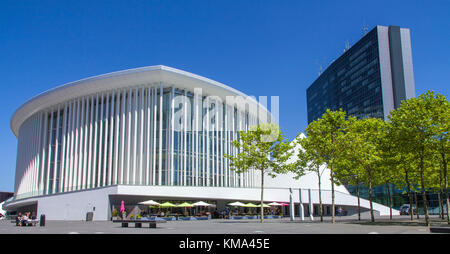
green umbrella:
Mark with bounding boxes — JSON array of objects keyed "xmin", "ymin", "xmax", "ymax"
[
  {"xmin": 257, "ymin": 204, "xmax": 270, "ymax": 208},
  {"xmin": 242, "ymin": 203, "xmax": 259, "ymax": 208},
  {"xmin": 177, "ymin": 202, "xmax": 194, "ymax": 207},
  {"xmin": 159, "ymin": 202, "xmax": 176, "ymax": 208}
]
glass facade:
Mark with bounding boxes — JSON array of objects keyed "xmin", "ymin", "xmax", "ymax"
[{"xmin": 307, "ymin": 27, "xmax": 384, "ymax": 123}]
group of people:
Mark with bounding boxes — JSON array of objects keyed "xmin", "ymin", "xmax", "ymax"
[{"xmin": 15, "ymin": 212, "xmax": 37, "ymax": 226}]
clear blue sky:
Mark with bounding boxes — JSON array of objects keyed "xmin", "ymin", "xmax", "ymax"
[{"xmin": 1, "ymin": 0, "xmax": 449, "ymax": 192}]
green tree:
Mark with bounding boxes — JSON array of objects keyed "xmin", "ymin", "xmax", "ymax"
[
  {"xmin": 295, "ymin": 134, "xmax": 324, "ymax": 221},
  {"xmin": 332, "ymin": 118, "xmax": 366, "ymax": 221},
  {"xmin": 339, "ymin": 118, "xmax": 386, "ymax": 222},
  {"xmin": 334, "ymin": 160, "xmax": 364, "ymax": 221},
  {"xmin": 378, "ymin": 123, "xmax": 404, "ymax": 221},
  {"xmin": 389, "ymin": 91, "xmax": 448, "ymax": 227},
  {"xmin": 303, "ymin": 109, "xmax": 348, "ymax": 223},
  {"xmin": 225, "ymin": 123, "xmax": 294, "ymax": 223},
  {"xmin": 429, "ymin": 93, "xmax": 450, "ymax": 224}
]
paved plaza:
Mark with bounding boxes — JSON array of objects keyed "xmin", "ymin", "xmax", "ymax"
[{"xmin": 0, "ymin": 215, "xmax": 447, "ymax": 234}]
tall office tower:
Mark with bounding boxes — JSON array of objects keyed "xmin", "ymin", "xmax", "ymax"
[{"xmin": 306, "ymin": 25, "xmax": 416, "ymax": 123}]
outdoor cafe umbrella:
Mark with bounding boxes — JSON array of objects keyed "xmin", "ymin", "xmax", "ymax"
[
  {"xmin": 192, "ymin": 201, "xmax": 212, "ymax": 215},
  {"xmin": 193, "ymin": 201, "xmax": 212, "ymax": 207},
  {"xmin": 139, "ymin": 200, "xmax": 160, "ymax": 215},
  {"xmin": 158, "ymin": 202, "xmax": 176, "ymax": 216},
  {"xmin": 227, "ymin": 201, "xmax": 245, "ymax": 207},
  {"xmin": 159, "ymin": 202, "xmax": 176, "ymax": 208},
  {"xmin": 242, "ymin": 203, "xmax": 258, "ymax": 215},
  {"xmin": 257, "ymin": 203, "xmax": 271, "ymax": 208},
  {"xmin": 267, "ymin": 202, "xmax": 282, "ymax": 206},
  {"xmin": 139, "ymin": 200, "xmax": 160, "ymax": 206},
  {"xmin": 177, "ymin": 202, "xmax": 194, "ymax": 207},
  {"xmin": 177, "ymin": 202, "xmax": 194, "ymax": 216}
]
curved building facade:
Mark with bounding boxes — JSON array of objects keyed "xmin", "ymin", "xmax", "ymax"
[{"xmin": 12, "ymin": 66, "xmax": 268, "ymax": 200}]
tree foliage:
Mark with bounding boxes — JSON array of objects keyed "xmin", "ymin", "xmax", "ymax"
[{"xmin": 225, "ymin": 123, "xmax": 294, "ymax": 223}]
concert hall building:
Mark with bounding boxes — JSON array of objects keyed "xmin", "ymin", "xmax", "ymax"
[{"xmin": 5, "ymin": 65, "xmax": 395, "ymax": 220}]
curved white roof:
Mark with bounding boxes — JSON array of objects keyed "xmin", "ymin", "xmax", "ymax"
[{"xmin": 11, "ymin": 65, "xmax": 267, "ymax": 137}]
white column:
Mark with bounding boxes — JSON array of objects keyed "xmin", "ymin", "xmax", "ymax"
[
  {"xmin": 114, "ymin": 89, "xmax": 121, "ymax": 185},
  {"xmin": 233, "ymin": 107, "xmax": 237, "ymax": 187},
  {"xmin": 145, "ymin": 86, "xmax": 153, "ymax": 185},
  {"xmin": 108, "ymin": 90, "xmax": 115, "ymax": 186},
  {"xmin": 139, "ymin": 86, "xmax": 145, "ymax": 185},
  {"xmin": 190, "ymin": 95, "xmax": 194, "ymax": 187},
  {"xmin": 224, "ymin": 104, "xmax": 228, "ymax": 187},
  {"xmin": 102, "ymin": 92, "xmax": 110, "ymax": 187},
  {"xmin": 299, "ymin": 189, "xmax": 305, "ymax": 221},
  {"xmin": 52, "ymin": 105, "xmax": 61, "ymax": 194},
  {"xmin": 98, "ymin": 93, "xmax": 105, "ymax": 187},
  {"xmin": 126, "ymin": 88, "xmax": 132, "ymax": 185},
  {"xmin": 220, "ymin": 103, "xmax": 224, "ymax": 187},
  {"xmin": 183, "ymin": 90, "xmax": 187, "ymax": 186},
  {"xmin": 87, "ymin": 96, "xmax": 94, "ymax": 189},
  {"xmin": 45, "ymin": 110, "xmax": 54, "ymax": 194},
  {"xmin": 67, "ymin": 102, "xmax": 75, "ymax": 192},
  {"xmin": 73, "ymin": 99, "xmax": 81, "ymax": 190},
  {"xmin": 170, "ymin": 87, "xmax": 175, "ymax": 186},
  {"xmin": 35, "ymin": 114, "xmax": 43, "ymax": 195},
  {"xmin": 215, "ymin": 100, "xmax": 219, "ymax": 187},
  {"xmin": 92, "ymin": 95, "xmax": 99, "ymax": 188},
  {"xmin": 59, "ymin": 103, "xmax": 68, "ymax": 193},
  {"xmin": 82, "ymin": 96, "xmax": 89, "ymax": 190},
  {"xmin": 158, "ymin": 83, "xmax": 163, "ymax": 186},
  {"xmin": 132, "ymin": 87, "xmax": 138, "ymax": 185},
  {"xmin": 77, "ymin": 98, "xmax": 85, "ymax": 190},
  {"xmin": 308, "ymin": 189, "xmax": 314, "ymax": 221},
  {"xmin": 119, "ymin": 88, "xmax": 126, "ymax": 185},
  {"xmin": 206, "ymin": 97, "xmax": 210, "ymax": 187},
  {"xmin": 152, "ymin": 86, "xmax": 157, "ymax": 186},
  {"xmin": 194, "ymin": 91, "xmax": 199, "ymax": 186}
]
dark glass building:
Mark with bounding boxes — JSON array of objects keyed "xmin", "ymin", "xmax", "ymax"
[
  {"xmin": 307, "ymin": 25, "xmax": 415, "ymax": 123},
  {"xmin": 307, "ymin": 26, "xmax": 423, "ymax": 211}
]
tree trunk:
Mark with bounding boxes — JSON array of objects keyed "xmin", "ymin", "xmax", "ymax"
[
  {"xmin": 443, "ymin": 152, "xmax": 449, "ymax": 224},
  {"xmin": 439, "ymin": 168, "xmax": 444, "ymax": 220},
  {"xmin": 405, "ymin": 171, "xmax": 414, "ymax": 221},
  {"xmin": 386, "ymin": 183, "xmax": 392, "ymax": 220},
  {"xmin": 317, "ymin": 169, "xmax": 323, "ymax": 222},
  {"xmin": 331, "ymin": 135, "xmax": 335, "ymax": 224},
  {"xmin": 414, "ymin": 191, "xmax": 419, "ymax": 219},
  {"xmin": 260, "ymin": 168, "xmax": 264, "ymax": 223},
  {"xmin": 369, "ymin": 174, "xmax": 374, "ymax": 222},
  {"xmin": 331, "ymin": 166, "xmax": 335, "ymax": 224},
  {"xmin": 419, "ymin": 148, "xmax": 430, "ymax": 228},
  {"xmin": 356, "ymin": 182, "xmax": 361, "ymax": 221}
]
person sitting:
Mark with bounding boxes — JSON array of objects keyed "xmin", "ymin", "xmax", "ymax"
[
  {"xmin": 16, "ymin": 213, "xmax": 22, "ymax": 226},
  {"xmin": 21, "ymin": 213, "xmax": 29, "ymax": 226}
]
